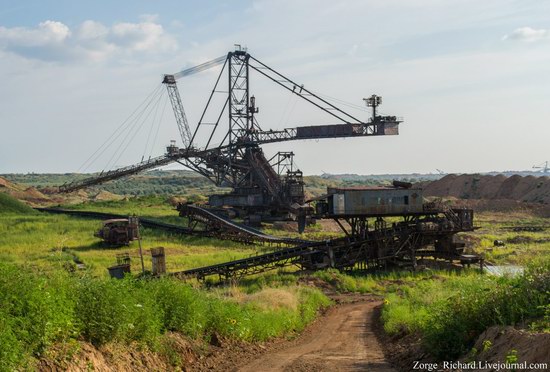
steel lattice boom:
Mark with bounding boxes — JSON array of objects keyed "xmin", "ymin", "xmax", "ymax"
[{"xmin": 58, "ymin": 48, "xmax": 402, "ymax": 222}]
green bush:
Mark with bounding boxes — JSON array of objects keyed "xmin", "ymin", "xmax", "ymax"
[
  {"xmin": 75, "ymin": 277, "xmax": 162, "ymax": 346},
  {"xmin": 149, "ymin": 279, "xmax": 209, "ymax": 337},
  {"xmin": 0, "ymin": 263, "xmax": 330, "ymax": 369},
  {"xmin": 0, "ymin": 311, "xmax": 24, "ymax": 371},
  {"xmin": 0, "ymin": 265, "xmax": 76, "ymax": 371},
  {"xmin": 0, "ymin": 193, "xmax": 36, "ymax": 214},
  {"xmin": 381, "ymin": 260, "xmax": 550, "ymax": 360}
]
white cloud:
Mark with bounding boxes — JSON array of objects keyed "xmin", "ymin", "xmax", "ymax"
[
  {"xmin": 139, "ymin": 14, "xmax": 160, "ymax": 23},
  {"xmin": 111, "ymin": 21, "xmax": 176, "ymax": 53},
  {"xmin": 77, "ymin": 20, "xmax": 109, "ymax": 40},
  {"xmin": 0, "ymin": 19, "xmax": 178, "ymax": 62},
  {"xmin": 0, "ymin": 20, "xmax": 70, "ymax": 46},
  {"xmin": 502, "ymin": 27, "xmax": 550, "ymax": 42}
]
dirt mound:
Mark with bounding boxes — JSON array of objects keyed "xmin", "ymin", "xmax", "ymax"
[
  {"xmin": 464, "ymin": 326, "xmax": 550, "ymax": 368},
  {"xmin": 0, "ymin": 177, "xmax": 11, "ymax": 188},
  {"xmin": 422, "ymin": 174, "xmax": 550, "ymax": 205},
  {"xmin": 439, "ymin": 198, "xmax": 550, "ymax": 217},
  {"xmin": 0, "ymin": 176, "xmax": 52, "ymax": 206},
  {"xmin": 92, "ymin": 190, "xmax": 124, "ymax": 201},
  {"xmin": 40, "ymin": 333, "xmax": 197, "ymax": 371},
  {"xmin": 0, "ymin": 176, "xmax": 123, "ymax": 207},
  {"xmin": 0, "ymin": 176, "xmax": 24, "ymax": 191}
]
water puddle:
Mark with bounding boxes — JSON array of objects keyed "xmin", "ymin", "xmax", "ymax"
[{"xmin": 484, "ymin": 265, "xmax": 524, "ymax": 276}]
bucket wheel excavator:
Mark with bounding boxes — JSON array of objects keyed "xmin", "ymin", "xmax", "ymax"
[{"xmin": 59, "ymin": 47, "xmax": 402, "ymax": 224}]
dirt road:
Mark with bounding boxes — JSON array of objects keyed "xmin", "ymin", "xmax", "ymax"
[{"xmin": 239, "ymin": 298, "xmax": 395, "ymax": 372}]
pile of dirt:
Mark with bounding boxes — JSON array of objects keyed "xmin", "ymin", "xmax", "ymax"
[
  {"xmin": 40, "ymin": 330, "xmax": 280, "ymax": 372},
  {"xmin": 0, "ymin": 176, "xmax": 26, "ymax": 192},
  {"xmin": 91, "ymin": 190, "xmax": 124, "ymax": 201},
  {"xmin": 421, "ymin": 174, "xmax": 550, "ymax": 204},
  {"xmin": 464, "ymin": 326, "xmax": 550, "ymax": 368},
  {"xmin": 0, "ymin": 176, "xmax": 119, "ymax": 207},
  {"xmin": 0, "ymin": 176, "xmax": 51, "ymax": 206},
  {"xmin": 39, "ymin": 333, "xmax": 198, "ymax": 371}
]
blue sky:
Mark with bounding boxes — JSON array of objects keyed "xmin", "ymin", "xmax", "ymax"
[{"xmin": 1, "ymin": 0, "xmax": 550, "ymax": 174}]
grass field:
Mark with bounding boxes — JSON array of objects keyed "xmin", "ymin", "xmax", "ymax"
[
  {"xmin": 1, "ymin": 191, "xmax": 549, "ymax": 369},
  {"xmin": 466, "ymin": 211, "xmax": 550, "ymax": 264},
  {"xmin": 0, "ymin": 195, "xmax": 270, "ymax": 277}
]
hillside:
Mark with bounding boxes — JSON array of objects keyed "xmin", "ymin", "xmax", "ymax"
[
  {"xmin": 0, "ymin": 176, "xmax": 124, "ymax": 207},
  {"xmin": 0, "ymin": 192, "xmax": 36, "ymax": 214},
  {"xmin": 420, "ymin": 174, "xmax": 550, "ymax": 204},
  {"xmin": 0, "ymin": 176, "xmax": 52, "ymax": 206}
]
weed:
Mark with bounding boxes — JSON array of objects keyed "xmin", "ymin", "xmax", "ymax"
[
  {"xmin": 505, "ymin": 349, "xmax": 518, "ymax": 364},
  {"xmin": 0, "ymin": 262, "xmax": 330, "ymax": 369}
]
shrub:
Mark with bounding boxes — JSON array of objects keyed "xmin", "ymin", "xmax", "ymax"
[
  {"xmin": 0, "ymin": 263, "xmax": 331, "ymax": 369},
  {"xmin": 0, "ymin": 311, "xmax": 24, "ymax": 371},
  {"xmin": 74, "ymin": 277, "xmax": 162, "ymax": 346},
  {"xmin": 149, "ymin": 279, "xmax": 209, "ymax": 337},
  {"xmin": 379, "ymin": 261, "xmax": 550, "ymax": 359},
  {"xmin": 0, "ymin": 265, "xmax": 75, "ymax": 354}
]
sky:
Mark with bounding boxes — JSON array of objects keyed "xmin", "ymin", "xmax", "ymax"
[{"xmin": 0, "ymin": 0, "xmax": 549, "ymax": 175}]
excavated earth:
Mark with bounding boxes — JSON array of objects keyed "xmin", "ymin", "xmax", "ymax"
[
  {"xmin": 418, "ymin": 174, "xmax": 550, "ymax": 202},
  {"xmin": 417, "ymin": 174, "xmax": 550, "ymax": 216}
]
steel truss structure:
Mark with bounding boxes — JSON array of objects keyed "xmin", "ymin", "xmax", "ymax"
[
  {"xmin": 59, "ymin": 48, "xmax": 401, "ymax": 222},
  {"xmin": 172, "ymin": 205, "xmax": 476, "ymax": 281}
]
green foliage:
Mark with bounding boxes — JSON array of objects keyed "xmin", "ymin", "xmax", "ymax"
[
  {"xmin": 313, "ymin": 269, "xmax": 383, "ymax": 294},
  {"xmin": 0, "ymin": 265, "xmax": 76, "ymax": 371},
  {"xmin": 505, "ymin": 349, "xmax": 518, "ymax": 364},
  {"xmin": 0, "ymin": 263, "xmax": 330, "ymax": 369},
  {"xmin": 528, "ymin": 304, "xmax": 550, "ymax": 332},
  {"xmin": 381, "ymin": 260, "xmax": 550, "ymax": 360},
  {"xmin": 75, "ymin": 277, "xmax": 162, "ymax": 346},
  {"xmin": 0, "ymin": 311, "xmax": 23, "ymax": 371},
  {"xmin": 239, "ymin": 272, "xmax": 299, "ymax": 293},
  {"xmin": 149, "ymin": 278, "xmax": 209, "ymax": 337},
  {"xmin": 0, "ymin": 193, "xmax": 36, "ymax": 214}
]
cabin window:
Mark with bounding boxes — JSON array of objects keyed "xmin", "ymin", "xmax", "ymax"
[{"xmin": 404, "ymin": 195, "xmax": 409, "ymax": 205}]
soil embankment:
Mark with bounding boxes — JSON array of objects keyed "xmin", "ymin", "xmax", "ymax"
[
  {"xmin": 418, "ymin": 174, "xmax": 550, "ymax": 215},
  {"xmin": 39, "ymin": 296, "xmax": 395, "ymax": 372},
  {"xmin": 465, "ymin": 326, "xmax": 550, "ymax": 368},
  {"xmin": 420, "ymin": 174, "xmax": 550, "ymax": 204}
]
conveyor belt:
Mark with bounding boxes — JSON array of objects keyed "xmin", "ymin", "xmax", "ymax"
[
  {"xmin": 36, "ymin": 206, "xmax": 477, "ymax": 281},
  {"xmin": 35, "ymin": 207, "xmax": 194, "ymax": 233},
  {"xmin": 34, "ymin": 207, "xmax": 310, "ymax": 246},
  {"xmin": 172, "ymin": 239, "xmax": 331, "ymax": 280},
  {"xmin": 180, "ymin": 204, "xmax": 311, "ymax": 246}
]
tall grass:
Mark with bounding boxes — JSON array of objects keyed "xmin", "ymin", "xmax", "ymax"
[
  {"xmin": 0, "ymin": 263, "xmax": 330, "ymax": 371},
  {"xmin": 0, "ymin": 193, "xmax": 36, "ymax": 214},
  {"xmin": 381, "ymin": 260, "xmax": 550, "ymax": 359},
  {"xmin": 0, "ymin": 212, "xmax": 259, "ymax": 277},
  {"xmin": 0, "ymin": 265, "xmax": 75, "ymax": 370}
]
